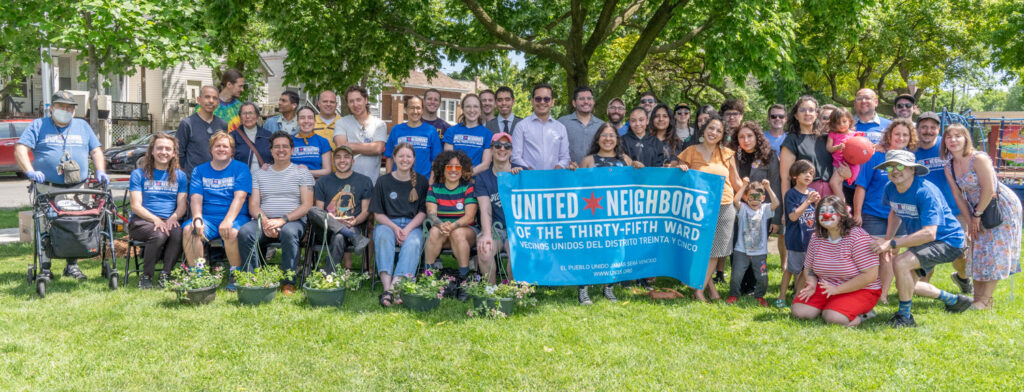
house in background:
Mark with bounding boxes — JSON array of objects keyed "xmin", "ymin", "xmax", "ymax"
[{"xmin": 379, "ymin": 70, "xmax": 486, "ymax": 131}]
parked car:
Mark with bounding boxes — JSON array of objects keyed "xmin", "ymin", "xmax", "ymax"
[
  {"xmin": 0, "ymin": 118, "xmax": 33, "ymax": 173},
  {"xmin": 105, "ymin": 131, "xmax": 173, "ymax": 173}
]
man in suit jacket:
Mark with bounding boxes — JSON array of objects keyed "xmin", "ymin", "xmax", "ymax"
[{"xmin": 485, "ymin": 86, "xmax": 522, "ymax": 134}]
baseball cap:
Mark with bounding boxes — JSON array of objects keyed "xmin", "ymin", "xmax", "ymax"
[
  {"xmin": 492, "ymin": 132, "xmax": 512, "ymax": 143},
  {"xmin": 52, "ymin": 90, "xmax": 77, "ymax": 105},
  {"xmin": 917, "ymin": 111, "xmax": 941, "ymax": 126},
  {"xmin": 895, "ymin": 94, "xmax": 916, "ymax": 105}
]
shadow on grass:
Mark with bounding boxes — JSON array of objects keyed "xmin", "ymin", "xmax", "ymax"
[{"xmin": 0, "ymin": 271, "xmax": 96, "ymax": 299}]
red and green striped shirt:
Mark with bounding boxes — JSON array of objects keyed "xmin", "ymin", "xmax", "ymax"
[{"xmin": 426, "ymin": 182, "xmax": 477, "ymax": 224}]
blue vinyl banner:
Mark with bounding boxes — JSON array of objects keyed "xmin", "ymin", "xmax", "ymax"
[{"xmin": 498, "ymin": 167, "xmax": 724, "ymax": 288}]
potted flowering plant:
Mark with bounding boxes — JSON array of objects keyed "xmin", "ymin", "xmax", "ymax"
[
  {"xmin": 463, "ymin": 280, "xmax": 537, "ymax": 317},
  {"xmin": 303, "ymin": 269, "xmax": 370, "ymax": 307},
  {"xmin": 233, "ymin": 266, "xmax": 294, "ymax": 305},
  {"xmin": 396, "ymin": 269, "xmax": 451, "ymax": 311},
  {"xmin": 166, "ymin": 258, "xmax": 222, "ymax": 305}
]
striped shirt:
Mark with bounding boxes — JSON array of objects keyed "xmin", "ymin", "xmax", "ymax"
[
  {"xmin": 252, "ymin": 164, "xmax": 315, "ymax": 219},
  {"xmin": 804, "ymin": 227, "xmax": 881, "ymax": 290},
  {"xmin": 426, "ymin": 182, "xmax": 477, "ymax": 224}
]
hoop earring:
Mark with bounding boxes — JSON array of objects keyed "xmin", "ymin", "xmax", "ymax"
[{"xmin": 698, "ymin": 136, "xmax": 705, "ymax": 143}]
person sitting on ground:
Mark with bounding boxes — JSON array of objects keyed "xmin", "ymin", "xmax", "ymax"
[
  {"xmin": 128, "ymin": 133, "xmax": 188, "ymax": 289},
  {"xmin": 182, "ymin": 131, "xmax": 252, "ymax": 291},
  {"xmin": 371, "ymin": 143, "xmax": 429, "ymax": 307},
  {"xmin": 306, "ymin": 145, "xmax": 373, "ymax": 273},
  {"xmin": 423, "ymin": 150, "xmax": 479, "ymax": 296},
  {"xmin": 791, "ymin": 195, "xmax": 881, "ymax": 327},
  {"xmin": 237, "ymin": 131, "xmax": 314, "ymax": 295}
]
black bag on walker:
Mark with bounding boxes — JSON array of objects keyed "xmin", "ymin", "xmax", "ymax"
[{"xmin": 45, "ymin": 215, "xmax": 101, "ymax": 259}]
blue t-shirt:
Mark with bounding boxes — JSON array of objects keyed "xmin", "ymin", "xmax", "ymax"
[
  {"xmin": 765, "ymin": 132, "xmax": 786, "ymax": 156},
  {"xmin": 443, "ymin": 124, "xmax": 492, "ymax": 167},
  {"xmin": 291, "ymin": 134, "xmax": 332, "ymax": 171},
  {"xmin": 617, "ymin": 122, "xmax": 630, "ymax": 136},
  {"xmin": 473, "ymin": 166, "xmax": 523, "ymax": 228},
  {"xmin": 129, "ymin": 168, "xmax": 188, "ymax": 219},
  {"xmin": 189, "ymin": 160, "xmax": 252, "ymax": 222},
  {"xmin": 882, "ymin": 177, "xmax": 965, "ymax": 249},
  {"xmin": 854, "ymin": 151, "xmax": 892, "ymax": 219},
  {"xmin": 855, "ymin": 115, "xmax": 891, "ymax": 145},
  {"xmin": 915, "ymin": 137, "xmax": 960, "ymax": 216},
  {"xmin": 18, "ymin": 118, "xmax": 101, "ymax": 184},
  {"xmin": 384, "ymin": 122, "xmax": 442, "ymax": 178},
  {"xmin": 784, "ymin": 188, "xmax": 816, "ymax": 252}
]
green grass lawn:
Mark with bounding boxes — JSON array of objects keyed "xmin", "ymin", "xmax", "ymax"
[
  {"xmin": 0, "ymin": 208, "xmax": 30, "ymax": 229},
  {"xmin": 0, "ymin": 242, "xmax": 1022, "ymax": 391}
]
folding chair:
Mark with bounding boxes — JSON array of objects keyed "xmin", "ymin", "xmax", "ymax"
[
  {"xmin": 301, "ymin": 218, "xmax": 374, "ymax": 290},
  {"xmin": 420, "ymin": 219, "xmax": 478, "ymax": 274}
]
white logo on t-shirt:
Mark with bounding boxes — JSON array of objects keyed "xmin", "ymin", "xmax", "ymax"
[{"xmin": 389, "ymin": 191, "xmax": 398, "ymax": 200}]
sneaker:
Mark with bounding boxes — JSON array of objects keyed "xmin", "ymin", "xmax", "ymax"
[
  {"xmin": 637, "ymin": 279, "xmax": 653, "ymax": 291},
  {"xmin": 578, "ymin": 286, "xmax": 593, "ymax": 305},
  {"xmin": 282, "ymin": 284, "xmax": 295, "ymax": 295},
  {"xmin": 63, "ymin": 264, "xmax": 87, "ymax": 280},
  {"xmin": 264, "ymin": 248, "xmax": 277, "ymax": 261},
  {"xmin": 38, "ymin": 269, "xmax": 54, "ymax": 282},
  {"xmin": 351, "ymin": 235, "xmax": 371, "ymax": 253},
  {"xmin": 951, "ymin": 272, "xmax": 973, "ymax": 295},
  {"xmin": 226, "ymin": 270, "xmax": 237, "ymax": 292},
  {"xmin": 945, "ymin": 295, "xmax": 973, "ymax": 313},
  {"xmin": 138, "ymin": 275, "xmax": 153, "ymax": 290},
  {"xmin": 725, "ymin": 296, "xmax": 739, "ymax": 304},
  {"xmin": 774, "ymin": 299, "xmax": 787, "ymax": 308},
  {"xmin": 713, "ymin": 271, "xmax": 725, "ymax": 284},
  {"xmin": 602, "ymin": 285, "xmax": 618, "ymax": 302},
  {"xmin": 755, "ymin": 297, "xmax": 769, "ymax": 307},
  {"xmin": 456, "ymin": 286, "xmax": 470, "ymax": 302},
  {"xmin": 158, "ymin": 272, "xmax": 171, "ymax": 289},
  {"xmin": 889, "ymin": 313, "xmax": 917, "ymax": 328},
  {"xmin": 859, "ymin": 310, "xmax": 878, "ymax": 321}
]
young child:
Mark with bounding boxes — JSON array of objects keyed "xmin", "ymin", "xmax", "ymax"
[
  {"xmin": 779, "ymin": 159, "xmax": 820, "ymax": 308},
  {"xmin": 727, "ymin": 177, "xmax": 779, "ymax": 306},
  {"xmin": 825, "ymin": 107, "xmax": 860, "ymax": 198}
]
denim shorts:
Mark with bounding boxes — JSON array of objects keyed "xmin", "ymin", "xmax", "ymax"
[{"xmin": 860, "ymin": 214, "xmax": 906, "ymax": 237}]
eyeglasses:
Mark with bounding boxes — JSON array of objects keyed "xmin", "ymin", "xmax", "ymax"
[
  {"xmin": 895, "ymin": 103, "xmax": 914, "ymax": 109},
  {"xmin": 533, "ymin": 96, "xmax": 552, "ymax": 103},
  {"xmin": 271, "ymin": 144, "xmax": 291, "ymax": 150},
  {"xmin": 884, "ymin": 164, "xmax": 906, "ymax": 172},
  {"xmin": 608, "ymin": 106, "xmax": 626, "ymax": 111},
  {"xmin": 855, "ymin": 97, "xmax": 874, "ymax": 102},
  {"xmin": 769, "ymin": 114, "xmax": 785, "ymax": 120},
  {"xmin": 640, "ymin": 98, "xmax": 656, "ymax": 104},
  {"xmin": 445, "ymin": 164, "xmax": 463, "ymax": 172},
  {"xmin": 492, "ymin": 142, "xmax": 512, "ymax": 150},
  {"xmin": 723, "ymin": 111, "xmax": 742, "ymax": 118},
  {"xmin": 798, "ymin": 108, "xmax": 817, "ymax": 114}
]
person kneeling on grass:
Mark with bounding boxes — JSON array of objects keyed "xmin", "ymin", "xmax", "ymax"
[
  {"xmin": 869, "ymin": 150, "xmax": 971, "ymax": 328},
  {"xmin": 791, "ymin": 196, "xmax": 880, "ymax": 326},
  {"xmin": 727, "ymin": 178, "xmax": 779, "ymax": 307},
  {"xmin": 424, "ymin": 150, "xmax": 479, "ymax": 300},
  {"xmin": 237, "ymin": 131, "xmax": 314, "ymax": 295}
]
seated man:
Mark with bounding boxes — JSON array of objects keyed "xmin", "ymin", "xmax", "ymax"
[
  {"xmin": 237, "ymin": 131, "xmax": 314, "ymax": 294},
  {"xmin": 870, "ymin": 150, "xmax": 972, "ymax": 328},
  {"xmin": 306, "ymin": 145, "xmax": 373, "ymax": 272}
]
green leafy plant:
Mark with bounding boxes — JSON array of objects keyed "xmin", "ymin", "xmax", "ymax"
[
  {"xmin": 165, "ymin": 258, "xmax": 223, "ymax": 291},
  {"xmin": 233, "ymin": 266, "xmax": 294, "ymax": 288},
  {"xmin": 395, "ymin": 269, "xmax": 451, "ymax": 299},
  {"xmin": 305, "ymin": 269, "xmax": 369, "ymax": 290},
  {"xmin": 463, "ymin": 280, "xmax": 538, "ymax": 318}
]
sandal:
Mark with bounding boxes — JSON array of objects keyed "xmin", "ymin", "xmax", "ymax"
[{"xmin": 379, "ymin": 291, "xmax": 394, "ymax": 307}]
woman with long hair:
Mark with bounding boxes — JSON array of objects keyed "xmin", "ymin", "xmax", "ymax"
[
  {"xmin": 444, "ymin": 94, "xmax": 493, "ymax": 175},
  {"xmin": 371, "ymin": 143, "xmax": 429, "ymax": 307},
  {"xmin": 128, "ymin": 133, "xmax": 188, "ymax": 289},
  {"xmin": 649, "ymin": 103, "xmax": 685, "ymax": 164}
]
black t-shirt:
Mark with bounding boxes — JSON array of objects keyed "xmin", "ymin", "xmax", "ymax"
[
  {"xmin": 780, "ymin": 133, "xmax": 833, "ymax": 182},
  {"xmin": 621, "ymin": 132, "xmax": 667, "ymax": 167},
  {"xmin": 176, "ymin": 113, "xmax": 228, "ymax": 179},
  {"xmin": 314, "ymin": 172, "xmax": 373, "ymax": 218},
  {"xmin": 370, "ymin": 173, "xmax": 429, "ymax": 219}
]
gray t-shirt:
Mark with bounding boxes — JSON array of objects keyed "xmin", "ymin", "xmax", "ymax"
[
  {"xmin": 252, "ymin": 164, "xmax": 315, "ymax": 218},
  {"xmin": 334, "ymin": 114, "xmax": 388, "ymax": 183}
]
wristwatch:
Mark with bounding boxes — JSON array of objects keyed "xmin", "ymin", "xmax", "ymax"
[{"xmin": 889, "ymin": 239, "xmax": 897, "ymax": 249}]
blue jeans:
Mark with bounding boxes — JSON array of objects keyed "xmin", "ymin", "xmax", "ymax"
[
  {"xmin": 373, "ymin": 217, "xmax": 423, "ymax": 278},
  {"xmin": 238, "ymin": 219, "xmax": 305, "ymax": 284}
]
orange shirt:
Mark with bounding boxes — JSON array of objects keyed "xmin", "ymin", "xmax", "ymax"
[{"xmin": 678, "ymin": 145, "xmax": 736, "ymax": 205}]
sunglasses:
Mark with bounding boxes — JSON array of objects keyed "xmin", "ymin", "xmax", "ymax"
[
  {"xmin": 884, "ymin": 164, "xmax": 907, "ymax": 172},
  {"xmin": 445, "ymin": 164, "xmax": 463, "ymax": 172},
  {"xmin": 533, "ymin": 96, "xmax": 552, "ymax": 103},
  {"xmin": 747, "ymin": 192, "xmax": 764, "ymax": 201},
  {"xmin": 769, "ymin": 114, "xmax": 785, "ymax": 120},
  {"xmin": 492, "ymin": 142, "xmax": 512, "ymax": 150},
  {"xmin": 896, "ymin": 103, "xmax": 914, "ymax": 109},
  {"xmin": 676, "ymin": 110, "xmax": 690, "ymax": 115},
  {"xmin": 640, "ymin": 98, "xmax": 656, "ymax": 104}
]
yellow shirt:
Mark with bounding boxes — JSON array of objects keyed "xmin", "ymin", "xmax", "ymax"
[
  {"xmin": 314, "ymin": 115, "xmax": 339, "ymax": 149},
  {"xmin": 678, "ymin": 145, "xmax": 736, "ymax": 205}
]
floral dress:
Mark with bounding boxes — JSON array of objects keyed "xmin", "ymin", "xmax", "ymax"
[{"xmin": 951, "ymin": 152, "xmax": 1022, "ymax": 281}]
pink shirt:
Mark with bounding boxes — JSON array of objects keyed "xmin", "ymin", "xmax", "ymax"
[{"xmin": 805, "ymin": 227, "xmax": 881, "ymax": 290}]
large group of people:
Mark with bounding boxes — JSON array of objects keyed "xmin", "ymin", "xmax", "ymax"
[{"xmin": 15, "ymin": 70, "xmax": 1021, "ymax": 326}]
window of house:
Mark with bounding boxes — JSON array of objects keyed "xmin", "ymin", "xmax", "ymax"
[
  {"xmin": 58, "ymin": 57, "xmax": 72, "ymax": 91},
  {"xmin": 439, "ymin": 98, "xmax": 459, "ymax": 124},
  {"xmin": 186, "ymin": 80, "xmax": 202, "ymax": 102}
]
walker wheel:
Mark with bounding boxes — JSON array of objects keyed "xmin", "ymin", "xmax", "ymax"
[
  {"xmin": 36, "ymin": 280, "xmax": 46, "ymax": 298},
  {"xmin": 108, "ymin": 274, "xmax": 119, "ymax": 290},
  {"xmin": 27, "ymin": 266, "xmax": 35, "ymax": 283}
]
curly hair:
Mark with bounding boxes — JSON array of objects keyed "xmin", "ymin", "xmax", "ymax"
[
  {"xmin": 431, "ymin": 149, "xmax": 473, "ymax": 184},
  {"xmin": 879, "ymin": 118, "xmax": 919, "ymax": 152},
  {"xmin": 784, "ymin": 96, "xmax": 822, "ymax": 136},
  {"xmin": 648, "ymin": 104, "xmax": 683, "ymax": 155},
  {"xmin": 730, "ymin": 121, "xmax": 773, "ymax": 168},
  {"xmin": 813, "ymin": 195, "xmax": 855, "ymax": 238},
  {"xmin": 586, "ymin": 123, "xmax": 626, "ymax": 159},
  {"xmin": 392, "ymin": 143, "xmax": 419, "ymax": 203},
  {"xmin": 143, "ymin": 133, "xmax": 181, "ymax": 184}
]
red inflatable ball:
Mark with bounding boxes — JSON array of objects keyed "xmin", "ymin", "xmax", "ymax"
[{"xmin": 843, "ymin": 136, "xmax": 873, "ymax": 165}]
